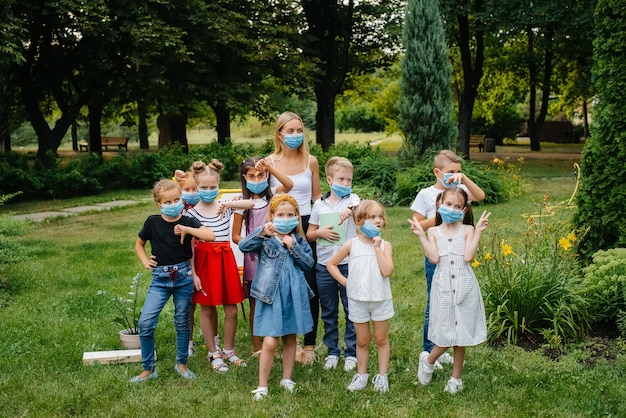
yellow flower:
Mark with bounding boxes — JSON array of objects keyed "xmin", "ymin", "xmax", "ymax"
[
  {"xmin": 471, "ymin": 259, "xmax": 481, "ymax": 268},
  {"xmin": 492, "ymin": 157, "xmax": 500, "ymax": 164},
  {"xmin": 484, "ymin": 252, "xmax": 493, "ymax": 260},
  {"xmin": 501, "ymin": 240, "xmax": 515, "ymax": 256},
  {"xmin": 567, "ymin": 232, "xmax": 576, "ymax": 242},
  {"xmin": 518, "ymin": 157, "xmax": 525, "ymax": 162},
  {"xmin": 559, "ymin": 237, "xmax": 572, "ymax": 251}
]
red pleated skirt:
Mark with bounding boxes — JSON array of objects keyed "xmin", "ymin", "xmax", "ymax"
[{"xmin": 192, "ymin": 241, "xmax": 244, "ymax": 306}]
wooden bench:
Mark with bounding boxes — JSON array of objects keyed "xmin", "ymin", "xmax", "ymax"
[
  {"xmin": 79, "ymin": 136, "xmax": 129, "ymax": 152},
  {"xmin": 470, "ymin": 135, "xmax": 485, "ymax": 152}
]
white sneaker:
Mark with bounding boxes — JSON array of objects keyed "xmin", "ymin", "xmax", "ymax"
[
  {"xmin": 347, "ymin": 373, "xmax": 369, "ymax": 391},
  {"xmin": 437, "ymin": 352, "xmax": 454, "ymax": 365},
  {"xmin": 444, "ymin": 378, "xmax": 463, "ymax": 394},
  {"xmin": 280, "ymin": 378, "xmax": 296, "ymax": 392},
  {"xmin": 417, "ymin": 351, "xmax": 434, "ymax": 385},
  {"xmin": 252, "ymin": 386, "xmax": 268, "ymax": 401},
  {"xmin": 324, "ymin": 355, "xmax": 339, "ymax": 370},
  {"xmin": 372, "ymin": 374, "xmax": 389, "ymax": 393},
  {"xmin": 344, "ymin": 356, "xmax": 357, "ymax": 372},
  {"xmin": 187, "ymin": 340, "xmax": 194, "ymax": 357}
]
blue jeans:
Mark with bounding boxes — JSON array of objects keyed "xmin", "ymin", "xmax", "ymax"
[
  {"xmin": 316, "ymin": 263, "xmax": 356, "ymax": 358},
  {"xmin": 423, "ymin": 257, "xmax": 436, "ymax": 352},
  {"xmin": 138, "ymin": 261, "xmax": 193, "ymax": 371}
]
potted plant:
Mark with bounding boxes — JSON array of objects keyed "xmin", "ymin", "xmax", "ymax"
[{"xmin": 98, "ymin": 273, "xmax": 143, "ymax": 349}]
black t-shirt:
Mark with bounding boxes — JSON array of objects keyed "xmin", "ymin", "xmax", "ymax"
[{"xmin": 138, "ymin": 214, "xmax": 203, "ymax": 266}]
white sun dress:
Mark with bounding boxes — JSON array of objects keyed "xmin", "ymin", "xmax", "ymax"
[{"xmin": 428, "ymin": 226, "xmax": 487, "ymax": 347}]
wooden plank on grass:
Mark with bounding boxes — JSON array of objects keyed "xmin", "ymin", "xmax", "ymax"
[{"xmin": 82, "ymin": 349, "xmax": 144, "ymax": 365}]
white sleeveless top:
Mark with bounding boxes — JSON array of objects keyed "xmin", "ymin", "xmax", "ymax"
[
  {"xmin": 268, "ymin": 155, "xmax": 313, "ymax": 216},
  {"xmin": 347, "ymin": 237, "xmax": 392, "ymax": 302}
]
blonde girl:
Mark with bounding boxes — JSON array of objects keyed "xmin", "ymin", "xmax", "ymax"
[
  {"xmin": 238, "ymin": 194, "xmax": 315, "ymax": 400},
  {"xmin": 133, "ymin": 179, "xmax": 215, "ymax": 383},
  {"xmin": 266, "ymin": 111, "xmax": 322, "ymax": 364},
  {"xmin": 187, "ymin": 159, "xmax": 254, "ymax": 373},
  {"xmin": 327, "ymin": 200, "xmax": 394, "ymax": 393}
]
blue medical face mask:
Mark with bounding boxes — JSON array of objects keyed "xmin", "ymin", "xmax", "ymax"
[
  {"xmin": 331, "ymin": 182, "xmax": 352, "ymax": 198},
  {"xmin": 283, "ymin": 133, "xmax": 304, "ymax": 150},
  {"xmin": 246, "ymin": 179, "xmax": 268, "ymax": 195},
  {"xmin": 160, "ymin": 200, "xmax": 184, "ymax": 217},
  {"xmin": 198, "ymin": 189, "xmax": 219, "ymax": 203},
  {"xmin": 441, "ymin": 173, "xmax": 460, "ymax": 188},
  {"xmin": 181, "ymin": 191, "xmax": 200, "ymax": 206},
  {"xmin": 438, "ymin": 205, "xmax": 464, "ymax": 223},
  {"xmin": 273, "ymin": 217, "xmax": 300, "ymax": 234},
  {"xmin": 360, "ymin": 221, "xmax": 381, "ymax": 238}
]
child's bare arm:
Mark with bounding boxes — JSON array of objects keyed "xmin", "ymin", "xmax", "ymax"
[
  {"xmin": 327, "ymin": 242, "xmax": 352, "ymax": 286},
  {"xmin": 257, "ymin": 159, "xmax": 294, "ymax": 193},
  {"xmin": 135, "ymin": 237, "xmax": 156, "ymax": 269},
  {"xmin": 408, "ymin": 218, "xmax": 439, "ymax": 263},
  {"xmin": 374, "ymin": 237, "xmax": 394, "ymax": 277},
  {"xmin": 460, "ymin": 173, "xmax": 485, "ymax": 202},
  {"xmin": 222, "ymin": 199, "xmax": 255, "ymax": 211},
  {"xmin": 175, "ymin": 224, "xmax": 215, "ymax": 244},
  {"xmin": 414, "ymin": 212, "xmax": 437, "ymax": 230},
  {"xmin": 231, "ymin": 212, "xmax": 244, "ymax": 244},
  {"xmin": 465, "ymin": 210, "xmax": 490, "ymax": 261}
]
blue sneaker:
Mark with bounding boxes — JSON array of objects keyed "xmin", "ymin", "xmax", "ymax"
[{"xmin": 130, "ymin": 370, "xmax": 158, "ymax": 383}]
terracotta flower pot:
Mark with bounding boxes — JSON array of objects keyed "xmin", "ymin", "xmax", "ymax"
[{"xmin": 119, "ymin": 328, "xmax": 140, "ymax": 349}]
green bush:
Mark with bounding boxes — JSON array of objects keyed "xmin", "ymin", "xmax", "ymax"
[
  {"xmin": 476, "ymin": 202, "xmax": 590, "ymax": 345},
  {"xmin": 336, "ymin": 102, "xmax": 385, "ymax": 133},
  {"xmin": 579, "ymin": 248, "xmax": 626, "ymax": 322}
]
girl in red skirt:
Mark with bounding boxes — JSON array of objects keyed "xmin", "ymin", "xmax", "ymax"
[{"xmin": 188, "ymin": 159, "xmax": 255, "ymax": 372}]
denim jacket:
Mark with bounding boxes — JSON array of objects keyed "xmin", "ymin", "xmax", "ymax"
[{"xmin": 238, "ymin": 225, "xmax": 315, "ymax": 305}]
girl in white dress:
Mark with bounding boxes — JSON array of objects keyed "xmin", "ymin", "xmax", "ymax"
[
  {"xmin": 327, "ymin": 200, "xmax": 394, "ymax": 393},
  {"xmin": 408, "ymin": 186, "xmax": 490, "ymax": 394}
]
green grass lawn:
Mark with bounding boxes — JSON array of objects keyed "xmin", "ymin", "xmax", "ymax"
[{"xmin": 0, "ymin": 161, "xmax": 624, "ymax": 417}]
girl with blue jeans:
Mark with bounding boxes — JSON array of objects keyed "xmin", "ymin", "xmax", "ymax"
[{"xmin": 132, "ymin": 179, "xmax": 215, "ymax": 383}]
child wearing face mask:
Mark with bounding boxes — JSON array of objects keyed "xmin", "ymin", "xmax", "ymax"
[
  {"xmin": 132, "ymin": 179, "xmax": 216, "ymax": 383},
  {"xmin": 232, "ymin": 156, "xmax": 294, "ymax": 357},
  {"xmin": 238, "ymin": 193, "xmax": 315, "ymax": 401},
  {"xmin": 408, "ymin": 186, "xmax": 490, "ymax": 394},
  {"xmin": 327, "ymin": 200, "xmax": 394, "ymax": 393},
  {"xmin": 187, "ymin": 159, "xmax": 255, "ymax": 373},
  {"xmin": 306, "ymin": 156, "xmax": 360, "ymax": 373},
  {"xmin": 410, "ymin": 150, "xmax": 485, "ymax": 366}
]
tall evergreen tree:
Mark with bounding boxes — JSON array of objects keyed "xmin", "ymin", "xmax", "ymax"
[
  {"xmin": 398, "ymin": 0, "xmax": 456, "ymax": 165},
  {"xmin": 573, "ymin": 0, "xmax": 626, "ymax": 258}
]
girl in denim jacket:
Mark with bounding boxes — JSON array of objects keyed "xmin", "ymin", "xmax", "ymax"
[{"xmin": 238, "ymin": 194, "xmax": 315, "ymax": 400}]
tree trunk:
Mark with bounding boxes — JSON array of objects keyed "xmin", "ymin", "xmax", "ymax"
[
  {"xmin": 88, "ymin": 103, "xmax": 103, "ymax": 156},
  {"xmin": 526, "ymin": 25, "xmax": 541, "ymax": 152},
  {"xmin": 21, "ymin": 78, "xmax": 87, "ymax": 161},
  {"xmin": 0, "ymin": 110, "xmax": 10, "ymax": 153},
  {"xmin": 582, "ymin": 99, "xmax": 589, "ymax": 138},
  {"xmin": 315, "ymin": 89, "xmax": 336, "ymax": 152},
  {"xmin": 138, "ymin": 101, "xmax": 149, "ymax": 150},
  {"xmin": 71, "ymin": 122, "xmax": 78, "ymax": 151},
  {"xmin": 455, "ymin": 12, "xmax": 485, "ymax": 160},
  {"xmin": 157, "ymin": 113, "xmax": 188, "ymax": 153},
  {"xmin": 214, "ymin": 103, "xmax": 231, "ymax": 145}
]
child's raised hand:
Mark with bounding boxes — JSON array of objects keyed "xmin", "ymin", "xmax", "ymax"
[
  {"xmin": 281, "ymin": 234, "xmax": 294, "ymax": 248},
  {"xmin": 475, "ymin": 210, "xmax": 491, "ymax": 232},
  {"xmin": 338, "ymin": 207, "xmax": 352, "ymax": 225},
  {"xmin": 216, "ymin": 202, "xmax": 227, "ymax": 219},
  {"xmin": 262, "ymin": 222, "xmax": 276, "ymax": 236},
  {"xmin": 445, "ymin": 172, "xmax": 464, "ymax": 186},
  {"xmin": 372, "ymin": 235, "xmax": 382, "ymax": 246},
  {"xmin": 255, "ymin": 158, "xmax": 271, "ymax": 172},
  {"xmin": 174, "ymin": 169, "xmax": 186, "ymax": 183},
  {"xmin": 408, "ymin": 217, "xmax": 425, "ymax": 237}
]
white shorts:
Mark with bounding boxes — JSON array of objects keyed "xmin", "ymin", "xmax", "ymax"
[{"xmin": 348, "ymin": 298, "xmax": 394, "ymax": 323}]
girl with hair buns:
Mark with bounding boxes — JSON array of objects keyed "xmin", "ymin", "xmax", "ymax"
[
  {"xmin": 266, "ymin": 111, "xmax": 322, "ymax": 365},
  {"xmin": 187, "ymin": 159, "xmax": 255, "ymax": 373}
]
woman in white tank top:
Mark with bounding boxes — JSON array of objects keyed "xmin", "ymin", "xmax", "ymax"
[{"xmin": 265, "ymin": 111, "xmax": 322, "ymax": 364}]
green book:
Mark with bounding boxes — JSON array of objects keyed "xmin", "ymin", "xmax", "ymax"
[{"xmin": 319, "ymin": 212, "xmax": 346, "ymax": 246}]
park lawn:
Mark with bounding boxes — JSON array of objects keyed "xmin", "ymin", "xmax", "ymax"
[{"xmin": 0, "ymin": 162, "xmax": 624, "ymax": 417}]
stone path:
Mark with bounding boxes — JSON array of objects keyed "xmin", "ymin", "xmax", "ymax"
[{"xmin": 12, "ymin": 200, "xmax": 142, "ymax": 222}]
